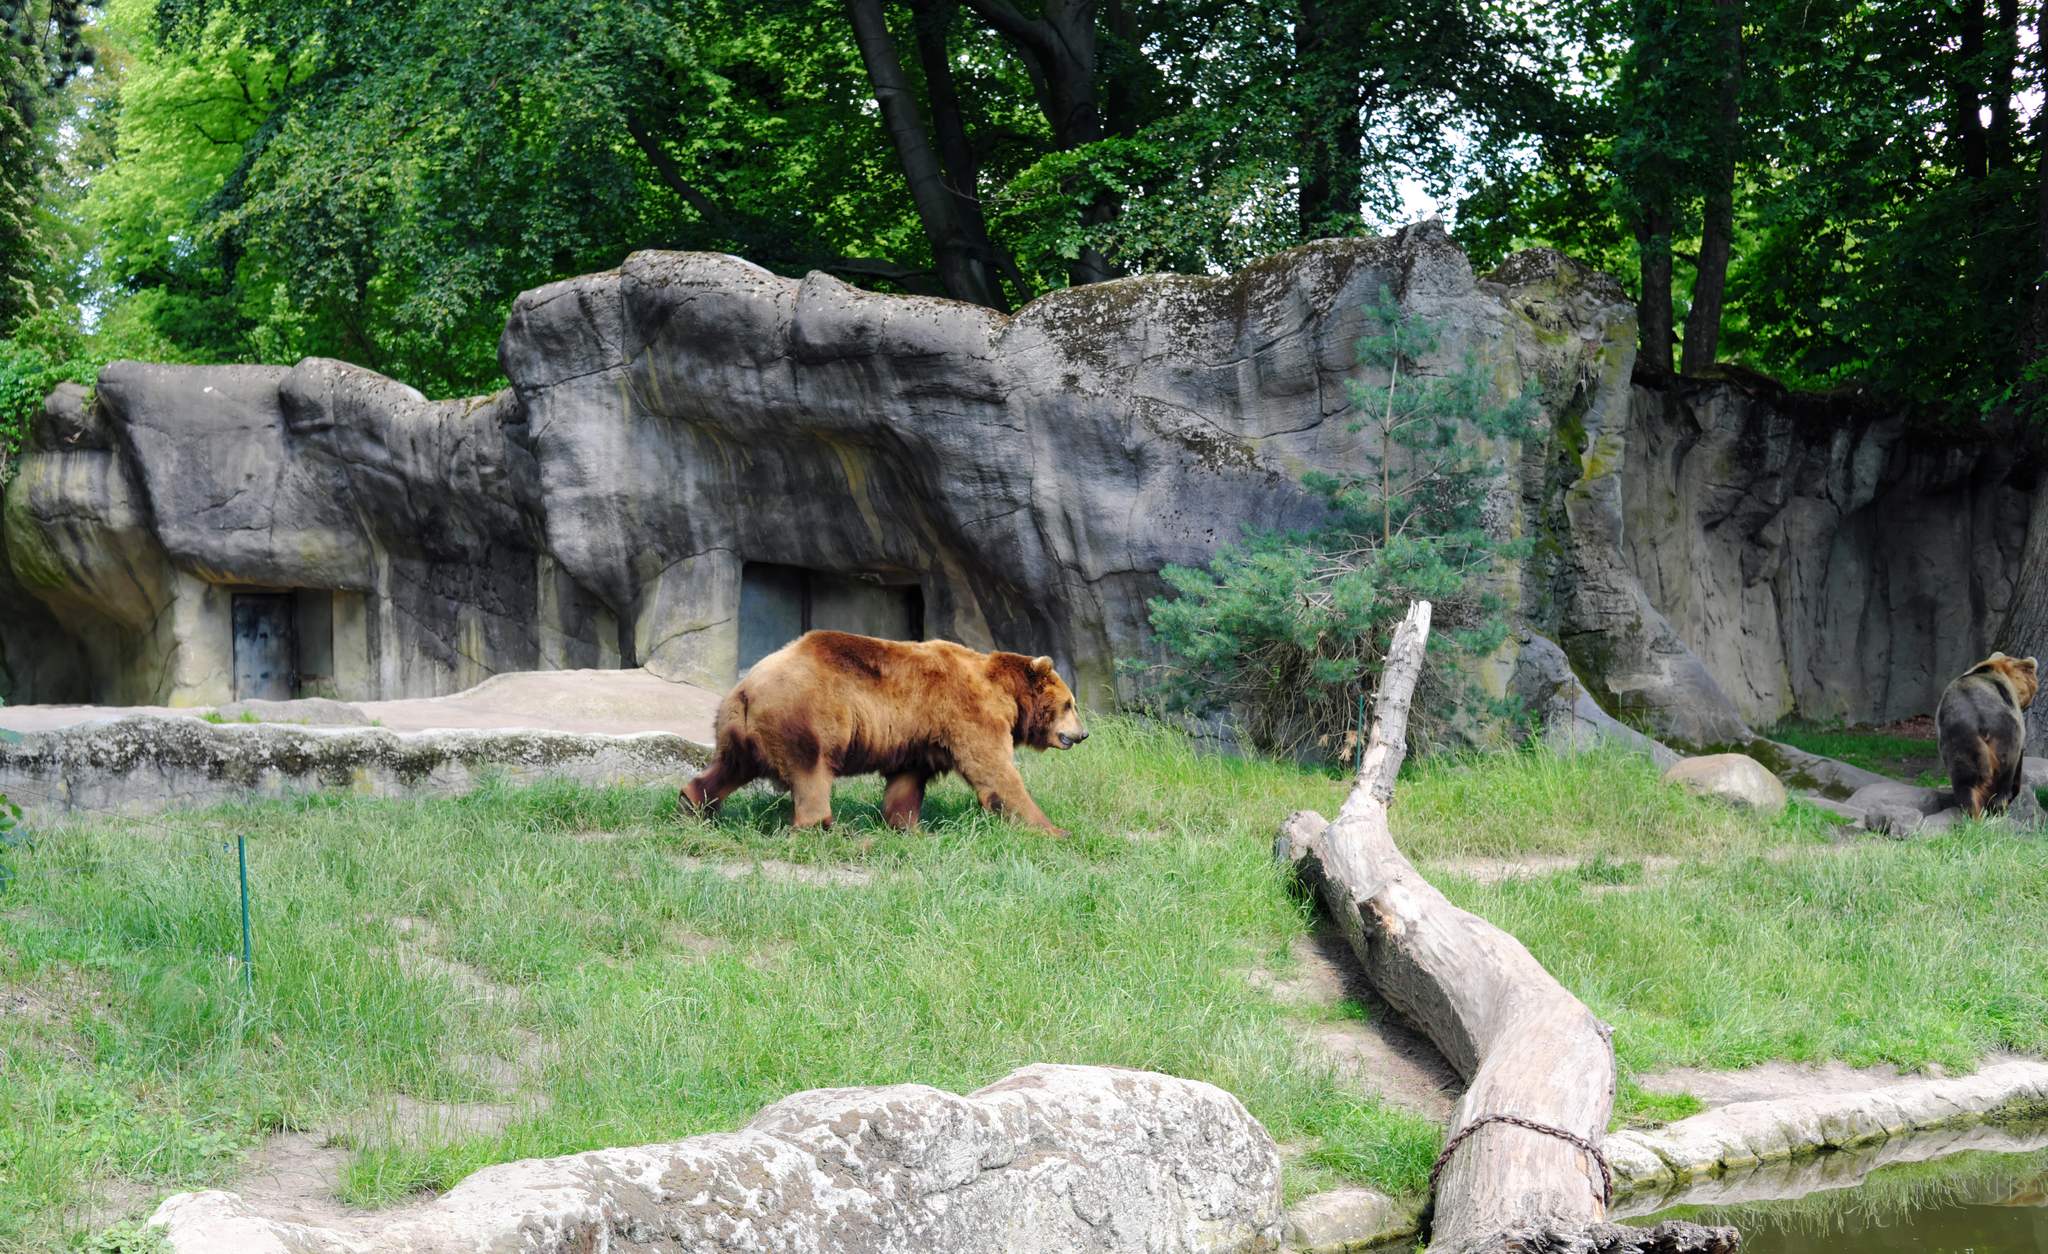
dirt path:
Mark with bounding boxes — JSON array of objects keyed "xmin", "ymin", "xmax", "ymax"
[{"xmin": 1253, "ymin": 931, "xmax": 1467, "ymax": 1122}]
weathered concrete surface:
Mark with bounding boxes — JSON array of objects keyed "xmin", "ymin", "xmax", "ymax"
[
  {"xmin": 0, "ymin": 668, "xmax": 723, "ymax": 741},
  {"xmin": 148, "ymin": 1064, "xmax": 1284, "ymax": 1254},
  {"xmin": 0, "ymin": 716, "xmax": 708, "ymax": 821},
  {"xmin": 1282, "ymin": 1187, "xmax": 1420, "ymax": 1253},
  {"xmin": 1602, "ymin": 1057, "xmax": 2048, "ymax": 1195},
  {"xmin": 1609, "ymin": 1117, "xmax": 2048, "ymax": 1218},
  {"xmin": 216, "ymin": 697, "xmax": 372, "ymax": 725}
]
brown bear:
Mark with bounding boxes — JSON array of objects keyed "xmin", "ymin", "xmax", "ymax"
[
  {"xmin": 679, "ymin": 631, "xmax": 1089, "ymax": 833},
  {"xmin": 1936, "ymin": 651, "xmax": 2039, "ymax": 816}
]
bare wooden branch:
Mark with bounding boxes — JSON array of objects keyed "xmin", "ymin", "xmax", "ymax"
[{"xmin": 1289, "ymin": 598, "xmax": 1734, "ymax": 1254}]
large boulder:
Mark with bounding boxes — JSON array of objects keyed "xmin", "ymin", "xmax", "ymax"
[
  {"xmin": 148, "ymin": 1064, "xmax": 1283, "ymax": 1254},
  {"xmin": 1663, "ymin": 754, "xmax": 1789, "ymax": 812}
]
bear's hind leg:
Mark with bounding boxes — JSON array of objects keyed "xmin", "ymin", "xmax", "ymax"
[
  {"xmin": 882, "ymin": 772, "xmax": 929, "ymax": 829},
  {"xmin": 680, "ymin": 742, "xmax": 763, "ymax": 819}
]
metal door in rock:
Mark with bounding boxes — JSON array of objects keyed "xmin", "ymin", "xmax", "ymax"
[{"xmin": 232, "ymin": 594, "xmax": 297, "ymax": 701}]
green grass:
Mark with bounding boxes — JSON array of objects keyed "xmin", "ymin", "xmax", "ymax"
[
  {"xmin": 0, "ymin": 717, "xmax": 1428, "ymax": 1248},
  {"xmin": 2, "ymin": 724, "xmax": 2043, "ymax": 1249},
  {"xmin": 1766, "ymin": 725, "xmax": 1944, "ymax": 782}
]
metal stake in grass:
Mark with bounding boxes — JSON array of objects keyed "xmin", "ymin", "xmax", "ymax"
[{"xmin": 237, "ymin": 832, "xmax": 252, "ymax": 988}]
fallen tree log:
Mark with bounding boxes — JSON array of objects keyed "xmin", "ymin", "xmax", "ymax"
[{"xmin": 1284, "ymin": 601, "xmax": 1737, "ymax": 1254}]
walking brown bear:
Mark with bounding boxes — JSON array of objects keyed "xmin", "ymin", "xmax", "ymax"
[
  {"xmin": 1937, "ymin": 652, "xmax": 2039, "ymax": 816},
  {"xmin": 680, "ymin": 631, "xmax": 1089, "ymax": 833}
]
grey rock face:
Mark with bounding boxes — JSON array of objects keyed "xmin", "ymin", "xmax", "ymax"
[
  {"xmin": 149, "ymin": 1064, "xmax": 1283, "ymax": 1254},
  {"xmin": 1511, "ymin": 632, "xmax": 1683, "ymax": 767},
  {"xmin": 1621, "ymin": 378, "xmax": 2030, "ymax": 729},
  {"xmin": 6, "ymin": 229, "xmax": 1659, "ymax": 727},
  {"xmin": 4, "ymin": 229, "xmax": 2025, "ymax": 751},
  {"xmin": 1847, "ymin": 781, "xmax": 1947, "ymax": 817}
]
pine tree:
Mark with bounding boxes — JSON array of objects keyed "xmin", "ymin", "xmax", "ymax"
[{"xmin": 1141, "ymin": 286, "xmax": 1538, "ymax": 757}]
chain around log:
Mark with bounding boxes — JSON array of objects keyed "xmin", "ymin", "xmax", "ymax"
[{"xmin": 1429, "ymin": 1113, "xmax": 1615, "ymax": 1207}]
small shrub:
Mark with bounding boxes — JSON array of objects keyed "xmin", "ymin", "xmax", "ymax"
[{"xmin": 1137, "ymin": 286, "xmax": 1538, "ymax": 757}]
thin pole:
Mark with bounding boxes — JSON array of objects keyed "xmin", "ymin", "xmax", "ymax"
[
  {"xmin": 237, "ymin": 833, "xmax": 252, "ymax": 988},
  {"xmin": 1357, "ymin": 687, "xmax": 1368, "ymax": 775}
]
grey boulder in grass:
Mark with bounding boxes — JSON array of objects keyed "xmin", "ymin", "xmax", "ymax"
[
  {"xmin": 1662, "ymin": 754, "xmax": 1788, "ymax": 813},
  {"xmin": 148, "ymin": 1064, "xmax": 1284, "ymax": 1254}
]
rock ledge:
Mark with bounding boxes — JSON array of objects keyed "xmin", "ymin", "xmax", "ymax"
[{"xmin": 150, "ymin": 1064, "xmax": 1284, "ymax": 1254}]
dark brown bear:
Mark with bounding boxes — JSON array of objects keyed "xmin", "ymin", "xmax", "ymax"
[
  {"xmin": 1936, "ymin": 651, "xmax": 2039, "ymax": 816},
  {"xmin": 680, "ymin": 631, "xmax": 1090, "ymax": 833}
]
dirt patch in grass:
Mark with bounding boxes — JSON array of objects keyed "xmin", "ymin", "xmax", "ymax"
[
  {"xmin": 670, "ymin": 854, "xmax": 873, "ymax": 887},
  {"xmin": 1251, "ymin": 934, "xmax": 1465, "ymax": 1122}
]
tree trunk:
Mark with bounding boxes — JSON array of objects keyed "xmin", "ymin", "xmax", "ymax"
[
  {"xmin": 1295, "ymin": 0, "xmax": 1362, "ymax": 241},
  {"xmin": 1955, "ymin": 0, "xmax": 1989, "ymax": 181},
  {"xmin": 845, "ymin": 0, "xmax": 1003, "ymax": 308},
  {"xmin": 956, "ymin": 0, "xmax": 1117, "ymax": 286},
  {"xmin": 1681, "ymin": 0, "xmax": 1742, "ymax": 376},
  {"xmin": 1635, "ymin": 206, "xmax": 1676, "ymax": 374},
  {"xmin": 909, "ymin": 0, "xmax": 1028, "ymax": 310},
  {"xmin": 1284, "ymin": 601, "xmax": 1737, "ymax": 1254},
  {"xmin": 1989, "ymin": 0, "xmax": 2018, "ymax": 168}
]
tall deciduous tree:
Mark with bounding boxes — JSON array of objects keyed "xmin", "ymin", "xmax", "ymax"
[{"xmin": 0, "ymin": 0, "xmax": 94, "ymax": 327}]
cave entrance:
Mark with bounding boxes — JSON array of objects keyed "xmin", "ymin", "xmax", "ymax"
[
  {"xmin": 231, "ymin": 595, "xmax": 296, "ymax": 701},
  {"xmin": 229, "ymin": 589, "xmax": 337, "ymax": 700},
  {"xmin": 738, "ymin": 564, "xmax": 924, "ymax": 673}
]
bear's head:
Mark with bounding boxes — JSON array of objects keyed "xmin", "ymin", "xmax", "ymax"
[
  {"xmin": 1013, "ymin": 655, "xmax": 1090, "ymax": 751},
  {"xmin": 1979, "ymin": 652, "xmax": 2041, "ymax": 711}
]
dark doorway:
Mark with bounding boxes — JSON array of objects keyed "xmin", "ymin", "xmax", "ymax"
[
  {"xmin": 737, "ymin": 564, "xmax": 924, "ymax": 673},
  {"xmin": 232, "ymin": 594, "xmax": 297, "ymax": 701}
]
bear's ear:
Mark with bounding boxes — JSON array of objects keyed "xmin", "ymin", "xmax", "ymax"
[
  {"xmin": 2023, "ymin": 657, "xmax": 2040, "ymax": 675},
  {"xmin": 1030, "ymin": 656, "xmax": 1053, "ymax": 675}
]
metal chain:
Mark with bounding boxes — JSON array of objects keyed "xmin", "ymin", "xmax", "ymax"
[{"xmin": 1428, "ymin": 1112, "xmax": 1614, "ymax": 1206}]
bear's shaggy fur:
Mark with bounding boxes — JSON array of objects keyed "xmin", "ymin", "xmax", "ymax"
[
  {"xmin": 1937, "ymin": 652, "xmax": 2039, "ymax": 816},
  {"xmin": 680, "ymin": 632, "xmax": 1090, "ymax": 833}
]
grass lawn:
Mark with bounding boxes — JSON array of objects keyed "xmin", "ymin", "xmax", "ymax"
[
  {"xmin": 1, "ymin": 722, "xmax": 2044, "ymax": 1250},
  {"xmin": 1765, "ymin": 724, "xmax": 1946, "ymax": 785}
]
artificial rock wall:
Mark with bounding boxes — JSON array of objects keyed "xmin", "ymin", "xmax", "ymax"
[
  {"xmin": 0, "ymin": 225, "xmax": 2029, "ymax": 740},
  {"xmin": 1619, "ymin": 376, "xmax": 2031, "ymax": 728}
]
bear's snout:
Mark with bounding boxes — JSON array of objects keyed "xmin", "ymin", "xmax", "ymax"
[{"xmin": 1058, "ymin": 728, "xmax": 1089, "ymax": 749}]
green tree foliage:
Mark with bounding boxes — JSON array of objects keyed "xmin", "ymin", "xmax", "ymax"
[
  {"xmin": 1456, "ymin": 0, "xmax": 2045, "ymax": 409},
  {"xmin": 70, "ymin": 0, "xmax": 1564, "ymax": 393},
  {"xmin": 1, "ymin": 0, "xmax": 95, "ymax": 325},
  {"xmin": 1142, "ymin": 288, "xmax": 1538, "ymax": 757}
]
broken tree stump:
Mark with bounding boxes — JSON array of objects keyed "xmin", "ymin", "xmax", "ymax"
[{"xmin": 1282, "ymin": 601, "xmax": 1736, "ymax": 1254}]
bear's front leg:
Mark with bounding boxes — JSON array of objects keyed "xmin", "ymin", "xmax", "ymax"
[
  {"xmin": 958, "ymin": 756, "xmax": 1064, "ymax": 835},
  {"xmin": 882, "ymin": 772, "xmax": 928, "ymax": 829},
  {"xmin": 789, "ymin": 766, "xmax": 837, "ymax": 829}
]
